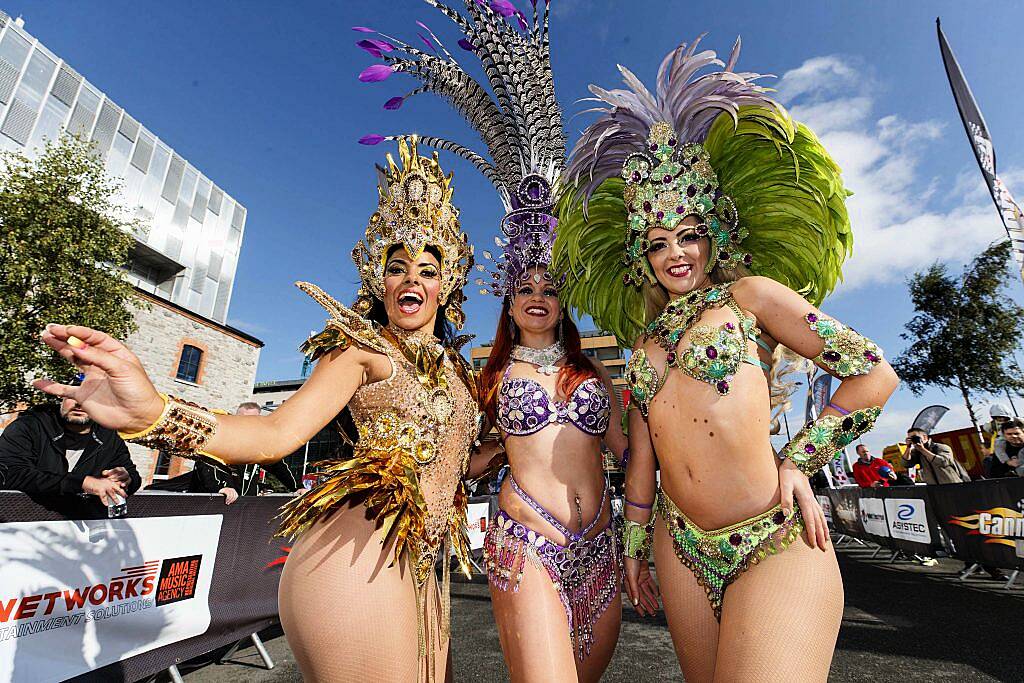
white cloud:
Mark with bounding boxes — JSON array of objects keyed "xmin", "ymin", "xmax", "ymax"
[{"xmin": 778, "ymin": 55, "xmax": 1005, "ymax": 291}]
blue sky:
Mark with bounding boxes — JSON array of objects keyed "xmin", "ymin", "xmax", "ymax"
[{"xmin": 9, "ymin": 0, "xmax": 1024, "ymax": 450}]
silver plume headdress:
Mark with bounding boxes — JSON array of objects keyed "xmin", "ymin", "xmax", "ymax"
[{"xmin": 355, "ymin": 0, "xmax": 566, "ymax": 298}]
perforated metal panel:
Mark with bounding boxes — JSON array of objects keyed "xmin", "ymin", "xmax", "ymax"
[
  {"xmin": 118, "ymin": 113, "xmax": 139, "ymax": 142},
  {"xmin": 0, "ymin": 59, "xmax": 19, "ymax": 105},
  {"xmin": 161, "ymin": 154, "xmax": 184, "ymax": 202},
  {"xmin": 231, "ymin": 204, "xmax": 246, "ymax": 230},
  {"xmin": 90, "ymin": 100, "xmax": 121, "ymax": 154},
  {"xmin": 191, "ymin": 180, "xmax": 210, "ymax": 221},
  {"xmin": 208, "ymin": 251, "xmax": 223, "ymax": 280},
  {"xmin": 190, "ymin": 263, "xmax": 208, "ymax": 294},
  {"xmin": 131, "ymin": 131, "xmax": 154, "ymax": 173},
  {"xmin": 213, "ymin": 276, "xmax": 232, "ymax": 321},
  {"xmin": 67, "ymin": 88, "xmax": 100, "ymax": 135},
  {"xmin": 164, "ymin": 233, "xmax": 182, "ymax": 260},
  {"xmin": 1, "ymin": 98, "xmax": 37, "ymax": 145},
  {"xmin": 50, "ymin": 63, "xmax": 80, "ymax": 105},
  {"xmin": 208, "ymin": 185, "xmax": 223, "ymax": 215}
]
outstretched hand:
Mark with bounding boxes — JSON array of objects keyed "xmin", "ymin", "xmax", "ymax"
[
  {"xmin": 778, "ymin": 458, "xmax": 830, "ymax": 551},
  {"xmin": 34, "ymin": 324, "xmax": 164, "ymax": 434}
]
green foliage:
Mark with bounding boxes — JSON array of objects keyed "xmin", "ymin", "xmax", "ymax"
[
  {"xmin": 0, "ymin": 135, "xmax": 143, "ymax": 411},
  {"xmin": 893, "ymin": 240, "xmax": 1024, "ymax": 428}
]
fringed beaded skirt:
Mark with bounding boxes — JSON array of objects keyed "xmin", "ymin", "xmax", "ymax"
[{"xmin": 483, "ymin": 507, "xmax": 621, "ymax": 660}]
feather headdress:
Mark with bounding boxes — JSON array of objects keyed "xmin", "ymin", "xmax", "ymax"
[
  {"xmin": 554, "ymin": 36, "xmax": 853, "ymax": 345},
  {"xmin": 355, "ymin": 0, "xmax": 566, "ymax": 298}
]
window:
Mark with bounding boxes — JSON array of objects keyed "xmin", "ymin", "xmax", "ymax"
[{"xmin": 176, "ymin": 344, "xmax": 203, "ymax": 383}]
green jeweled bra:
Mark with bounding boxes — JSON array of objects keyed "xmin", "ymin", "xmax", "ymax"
[{"xmin": 625, "ymin": 284, "xmax": 768, "ymax": 417}]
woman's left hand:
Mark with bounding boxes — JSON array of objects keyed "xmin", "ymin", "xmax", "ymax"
[{"xmin": 779, "ymin": 458, "xmax": 830, "ymax": 551}]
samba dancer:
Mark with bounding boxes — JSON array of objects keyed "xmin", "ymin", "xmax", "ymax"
[
  {"xmin": 555, "ymin": 37, "xmax": 899, "ymax": 681},
  {"xmin": 35, "ymin": 137, "xmax": 482, "ymax": 683}
]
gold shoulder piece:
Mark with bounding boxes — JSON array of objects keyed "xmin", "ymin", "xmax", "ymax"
[
  {"xmin": 296, "ymin": 281, "xmax": 390, "ymax": 359},
  {"xmin": 445, "ymin": 346, "xmax": 480, "ymax": 408}
]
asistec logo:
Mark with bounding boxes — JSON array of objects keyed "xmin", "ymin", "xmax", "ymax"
[{"xmin": 885, "ymin": 498, "xmax": 932, "ymax": 544}]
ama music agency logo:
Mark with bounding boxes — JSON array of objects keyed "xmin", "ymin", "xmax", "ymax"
[{"xmin": 155, "ymin": 555, "xmax": 203, "ymax": 606}]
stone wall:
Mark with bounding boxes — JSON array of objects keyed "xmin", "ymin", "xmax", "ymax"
[{"xmin": 124, "ymin": 292, "xmax": 262, "ymax": 483}]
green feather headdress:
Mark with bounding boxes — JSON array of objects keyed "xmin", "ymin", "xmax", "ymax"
[{"xmin": 554, "ymin": 37, "xmax": 852, "ymax": 346}]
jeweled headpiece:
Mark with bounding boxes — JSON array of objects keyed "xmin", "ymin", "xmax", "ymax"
[
  {"xmin": 555, "ymin": 36, "xmax": 854, "ymax": 345},
  {"xmin": 353, "ymin": 0, "xmax": 566, "ymax": 300},
  {"xmin": 352, "ymin": 136, "xmax": 473, "ymax": 328},
  {"xmin": 622, "ymin": 122, "xmax": 750, "ymax": 286}
]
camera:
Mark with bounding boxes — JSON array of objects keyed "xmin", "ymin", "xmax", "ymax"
[{"xmin": 909, "ymin": 435, "xmax": 923, "ymax": 445}]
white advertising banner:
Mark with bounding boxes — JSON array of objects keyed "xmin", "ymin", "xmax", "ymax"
[
  {"xmin": 858, "ymin": 498, "xmax": 889, "ymax": 537},
  {"xmin": 0, "ymin": 515, "xmax": 222, "ymax": 683},
  {"xmin": 466, "ymin": 502, "xmax": 490, "ymax": 551},
  {"xmin": 884, "ymin": 498, "xmax": 933, "ymax": 544},
  {"xmin": 816, "ymin": 495, "xmax": 833, "ymax": 525}
]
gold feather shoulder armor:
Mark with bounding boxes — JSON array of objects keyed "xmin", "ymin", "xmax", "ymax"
[{"xmin": 296, "ymin": 281, "xmax": 390, "ymax": 360}]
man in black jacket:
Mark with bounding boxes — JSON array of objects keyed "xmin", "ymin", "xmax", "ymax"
[{"xmin": 0, "ymin": 398, "xmax": 141, "ymax": 504}]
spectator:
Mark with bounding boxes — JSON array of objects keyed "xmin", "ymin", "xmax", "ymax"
[
  {"xmin": 990, "ymin": 418, "xmax": 1024, "ymax": 478},
  {"xmin": 852, "ymin": 445, "xmax": 891, "ymax": 488},
  {"xmin": 0, "ymin": 396, "xmax": 140, "ymax": 505},
  {"xmin": 187, "ymin": 453, "xmax": 242, "ymax": 504},
  {"xmin": 901, "ymin": 428, "xmax": 971, "ymax": 484},
  {"xmin": 981, "ymin": 404, "xmax": 1013, "ymax": 454}
]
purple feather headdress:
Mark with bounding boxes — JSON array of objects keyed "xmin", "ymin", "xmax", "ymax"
[{"xmin": 353, "ymin": 0, "xmax": 566, "ymax": 299}]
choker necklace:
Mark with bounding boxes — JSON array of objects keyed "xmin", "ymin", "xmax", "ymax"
[{"xmin": 511, "ymin": 341, "xmax": 565, "ymax": 375}]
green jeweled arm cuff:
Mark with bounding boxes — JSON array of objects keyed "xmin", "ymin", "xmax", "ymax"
[
  {"xmin": 781, "ymin": 406, "xmax": 882, "ymax": 476},
  {"xmin": 805, "ymin": 313, "xmax": 883, "ymax": 377},
  {"xmin": 622, "ymin": 516, "xmax": 655, "ymax": 560}
]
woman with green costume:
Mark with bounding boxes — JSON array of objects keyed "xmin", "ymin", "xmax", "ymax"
[{"xmin": 554, "ymin": 36, "xmax": 899, "ymax": 681}]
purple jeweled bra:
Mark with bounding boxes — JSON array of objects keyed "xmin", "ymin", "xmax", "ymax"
[{"xmin": 496, "ymin": 364, "xmax": 611, "ymax": 437}]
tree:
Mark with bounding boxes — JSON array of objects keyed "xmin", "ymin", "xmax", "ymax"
[
  {"xmin": 0, "ymin": 135, "xmax": 143, "ymax": 412},
  {"xmin": 893, "ymin": 240, "xmax": 1024, "ymax": 432}
]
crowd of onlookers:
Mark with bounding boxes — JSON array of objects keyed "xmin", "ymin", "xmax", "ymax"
[
  {"xmin": 851, "ymin": 403, "xmax": 1024, "ymax": 490},
  {"xmin": 0, "ymin": 392, "xmax": 304, "ymax": 512}
]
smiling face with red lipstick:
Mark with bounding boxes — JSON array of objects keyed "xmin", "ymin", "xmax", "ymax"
[
  {"xmin": 509, "ymin": 267, "xmax": 561, "ymax": 340},
  {"xmin": 645, "ymin": 215, "xmax": 713, "ymax": 300},
  {"xmin": 381, "ymin": 246, "xmax": 443, "ymax": 334}
]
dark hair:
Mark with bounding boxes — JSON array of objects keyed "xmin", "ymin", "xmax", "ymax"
[
  {"xmin": 236, "ymin": 402, "xmax": 261, "ymax": 412},
  {"xmin": 855, "ymin": 444, "xmax": 868, "ymax": 453},
  {"xmin": 479, "ymin": 300, "xmax": 599, "ymax": 425},
  {"xmin": 1001, "ymin": 418, "xmax": 1024, "ymax": 433},
  {"xmin": 907, "ymin": 427, "xmax": 928, "ymax": 436},
  {"xmin": 367, "ymin": 245, "xmax": 455, "ymax": 344}
]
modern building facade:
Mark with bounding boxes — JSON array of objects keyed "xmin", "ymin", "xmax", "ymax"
[
  {"xmin": 0, "ymin": 12, "xmax": 262, "ymax": 484},
  {"xmin": 0, "ymin": 11, "xmax": 244, "ymax": 324}
]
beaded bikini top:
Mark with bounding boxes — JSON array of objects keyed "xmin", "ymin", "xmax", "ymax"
[
  {"xmin": 497, "ymin": 364, "xmax": 611, "ymax": 437},
  {"xmin": 625, "ymin": 283, "xmax": 771, "ymax": 419}
]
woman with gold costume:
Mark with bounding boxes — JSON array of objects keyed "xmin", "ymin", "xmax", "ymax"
[
  {"xmin": 34, "ymin": 136, "xmax": 482, "ymax": 682},
  {"xmin": 554, "ymin": 37, "xmax": 900, "ymax": 681}
]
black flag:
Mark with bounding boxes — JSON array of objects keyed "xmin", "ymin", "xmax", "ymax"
[{"xmin": 937, "ymin": 18, "xmax": 1024, "ymax": 280}]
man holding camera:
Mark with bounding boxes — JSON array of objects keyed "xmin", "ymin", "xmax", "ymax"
[{"xmin": 902, "ymin": 428, "xmax": 971, "ymax": 484}]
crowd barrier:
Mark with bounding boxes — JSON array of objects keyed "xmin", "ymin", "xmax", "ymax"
[
  {"xmin": 0, "ymin": 491, "xmax": 289, "ymax": 683},
  {"xmin": 818, "ymin": 478, "xmax": 1024, "ymax": 571}
]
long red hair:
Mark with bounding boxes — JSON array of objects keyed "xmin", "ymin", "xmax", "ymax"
[{"xmin": 479, "ymin": 301, "xmax": 600, "ymax": 425}]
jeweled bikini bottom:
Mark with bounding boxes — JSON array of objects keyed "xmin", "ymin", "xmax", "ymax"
[
  {"xmin": 483, "ymin": 478, "xmax": 621, "ymax": 660},
  {"xmin": 658, "ymin": 488, "xmax": 803, "ymax": 620}
]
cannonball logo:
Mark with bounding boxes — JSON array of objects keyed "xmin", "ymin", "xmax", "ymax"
[{"xmin": 897, "ymin": 504, "xmax": 915, "ymax": 521}]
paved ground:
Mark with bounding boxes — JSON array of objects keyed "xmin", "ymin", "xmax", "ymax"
[{"xmin": 175, "ymin": 542, "xmax": 1023, "ymax": 682}]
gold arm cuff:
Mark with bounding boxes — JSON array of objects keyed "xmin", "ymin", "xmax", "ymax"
[{"xmin": 121, "ymin": 394, "xmax": 223, "ymax": 462}]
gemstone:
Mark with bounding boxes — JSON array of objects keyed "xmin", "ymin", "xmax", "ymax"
[
  {"xmin": 676, "ymin": 517, "xmax": 686, "ymax": 530},
  {"xmin": 676, "ymin": 205, "xmax": 686, "ymax": 214},
  {"xmin": 729, "ymin": 533, "xmax": 742, "ymax": 546},
  {"xmin": 807, "ymin": 313, "xmax": 818, "ymax": 323},
  {"xmin": 663, "ymin": 174, "xmax": 673, "ymax": 184},
  {"xmin": 842, "ymin": 417, "xmax": 854, "ymax": 431},
  {"xmin": 725, "ymin": 322, "xmax": 735, "ymax": 331},
  {"xmin": 716, "ymin": 380, "xmax": 729, "ymax": 393},
  {"xmin": 706, "ymin": 346, "xmax": 718, "ymax": 359},
  {"xmin": 743, "ymin": 254, "xmax": 753, "ymax": 265},
  {"xmin": 719, "ymin": 251, "xmax": 729, "ymax": 260},
  {"xmin": 687, "ymin": 185, "xmax": 697, "ymax": 197},
  {"xmin": 631, "ymin": 171, "xmax": 641, "ymax": 182},
  {"xmin": 772, "ymin": 511, "xmax": 786, "ymax": 525},
  {"xmin": 668, "ymin": 138, "xmax": 677, "ymax": 147},
  {"xmin": 804, "ymin": 444, "xmax": 817, "ymax": 454},
  {"xmin": 656, "ymin": 211, "xmax": 665, "ymax": 220},
  {"xmin": 865, "ymin": 351, "xmax": 879, "ymax": 361},
  {"xmin": 643, "ymin": 201, "xmax": 652, "ymax": 212},
  {"xmin": 650, "ymin": 143, "xmax": 659, "ymax": 152},
  {"xmin": 823, "ymin": 351, "xmax": 841, "ymax": 362},
  {"xmin": 666, "ymin": 352, "xmax": 676, "ymax": 364}
]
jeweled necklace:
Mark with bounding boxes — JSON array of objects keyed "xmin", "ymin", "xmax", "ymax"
[{"xmin": 511, "ymin": 341, "xmax": 565, "ymax": 376}]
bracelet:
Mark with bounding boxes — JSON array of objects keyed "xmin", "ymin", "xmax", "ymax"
[
  {"xmin": 781, "ymin": 406, "xmax": 881, "ymax": 476},
  {"xmin": 622, "ymin": 516, "xmax": 655, "ymax": 560},
  {"xmin": 625, "ymin": 497, "xmax": 653, "ymax": 510},
  {"xmin": 119, "ymin": 393, "xmax": 224, "ymax": 461},
  {"xmin": 827, "ymin": 401, "xmax": 851, "ymax": 416}
]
